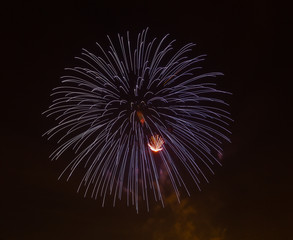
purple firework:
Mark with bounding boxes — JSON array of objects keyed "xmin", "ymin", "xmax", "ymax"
[{"xmin": 43, "ymin": 28, "xmax": 232, "ymax": 212}]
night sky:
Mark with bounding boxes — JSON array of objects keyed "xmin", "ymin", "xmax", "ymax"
[{"xmin": 1, "ymin": 1, "xmax": 291, "ymax": 239}]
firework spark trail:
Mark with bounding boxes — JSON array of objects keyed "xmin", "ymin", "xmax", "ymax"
[{"xmin": 43, "ymin": 28, "xmax": 232, "ymax": 212}]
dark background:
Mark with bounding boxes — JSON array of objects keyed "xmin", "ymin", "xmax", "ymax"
[{"xmin": 1, "ymin": 0, "xmax": 291, "ymax": 239}]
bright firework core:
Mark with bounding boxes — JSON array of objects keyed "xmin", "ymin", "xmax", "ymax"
[{"xmin": 148, "ymin": 135, "xmax": 164, "ymax": 152}]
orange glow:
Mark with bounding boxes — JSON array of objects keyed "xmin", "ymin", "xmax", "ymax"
[
  {"xmin": 137, "ymin": 111, "xmax": 145, "ymax": 125},
  {"xmin": 148, "ymin": 135, "xmax": 164, "ymax": 152},
  {"xmin": 164, "ymin": 70, "xmax": 181, "ymax": 85}
]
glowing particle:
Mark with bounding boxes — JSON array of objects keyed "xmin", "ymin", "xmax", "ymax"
[{"xmin": 148, "ymin": 135, "xmax": 164, "ymax": 152}]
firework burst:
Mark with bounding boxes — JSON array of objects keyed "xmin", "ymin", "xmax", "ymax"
[{"xmin": 43, "ymin": 28, "xmax": 232, "ymax": 212}]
